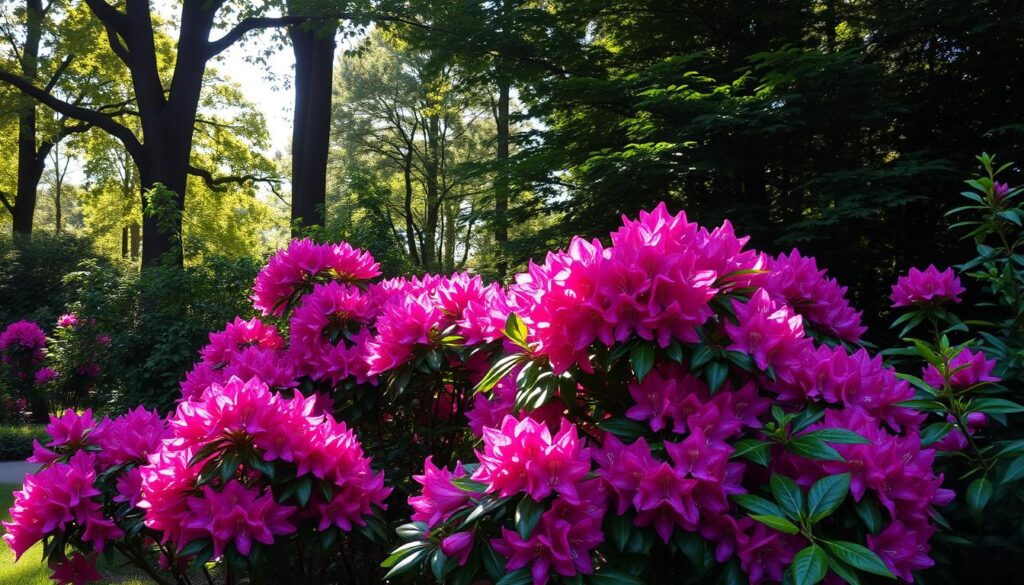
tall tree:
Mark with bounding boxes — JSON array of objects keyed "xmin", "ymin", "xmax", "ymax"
[
  {"xmin": 287, "ymin": 8, "xmax": 338, "ymax": 233},
  {"xmin": 0, "ymin": 0, "xmax": 315, "ymax": 265},
  {"xmin": 0, "ymin": 0, "xmax": 116, "ymax": 235},
  {"xmin": 333, "ymin": 31, "xmax": 492, "ymax": 272}
]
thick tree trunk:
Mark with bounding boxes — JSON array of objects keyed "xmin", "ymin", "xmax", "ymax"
[
  {"xmin": 11, "ymin": 0, "xmax": 44, "ymax": 235},
  {"xmin": 132, "ymin": 0, "xmax": 215, "ymax": 267},
  {"xmin": 13, "ymin": 115, "xmax": 43, "ymax": 234},
  {"xmin": 493, "ymin": 81, "xmax": 511, "ymax": 280},
  {"xmin": 289, "ymin": 23, "xmax": 336, "ymax": 234}
]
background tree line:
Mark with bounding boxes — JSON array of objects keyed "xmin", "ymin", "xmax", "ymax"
[{"xmin": 1, "ymin": 0, "xmax": 1022, "ymax": 335}]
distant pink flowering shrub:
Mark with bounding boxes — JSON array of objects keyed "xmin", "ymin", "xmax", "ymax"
[{"xmin": 0, "ymin": 320, "xmax": 46, "ymax": 372}]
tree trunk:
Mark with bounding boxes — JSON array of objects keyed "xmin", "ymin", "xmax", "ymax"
[
  {"xmin": 122, "ymin": 226, "xmax": 129, "ymax": 258},
  {"xmin": 11, "ymin": 0, "xmax": 44, "ymax": 235},
  {"xmin": 403, "ymin": 150, "xmax": 421, "ymax": 266},
  {"xmin": 443, "ymin": 197, "xmax": 457, "ymax": 272},
  {"xmin": 289, "ymin": 22, "xmax": 337, "ymax": 234},
  {"xmin": 130, "ymin": 222, "xmax": 141, "ymax": 260},
  {"xmin": 493, "ymin": 81, "xmax": 511, "ymax": 280},
  {"xmin": 422, "ymin": 114, "xmax": 441, "ymax": 272}
]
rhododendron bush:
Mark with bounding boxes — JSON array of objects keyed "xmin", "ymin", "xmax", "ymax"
[{"xmin": 3, "ymin": 203, "xmax": 967, "ymax": 585}]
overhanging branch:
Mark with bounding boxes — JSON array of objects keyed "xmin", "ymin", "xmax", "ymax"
[
  {"xmin": 207, "ymin": 12, "xmax": 435, "ymax": 58},
  {"xmin": 187, "ymin": 164, "xmax": 282, "ymax": 192},
  {"xmin": 0, "ymin": 70, "xmax": 142, "ymax": 159},
  {"xmin": 0, "ymin": 190, "xmax": 13, "ymax": 214}
]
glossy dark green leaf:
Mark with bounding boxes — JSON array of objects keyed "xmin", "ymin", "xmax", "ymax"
[{"xmin": 807, "ymin": 473, "xmax": 850, "ymax": 524}]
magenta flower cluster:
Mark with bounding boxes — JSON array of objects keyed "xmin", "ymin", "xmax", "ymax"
[
  {"xmin": 142, "ymin": 376, "xmax": 390, "ymax": 556},
  {"xmin": 400, "ymin": 204, "xmax": 948, "ymax": 584},
  {"xmin": 0, "ymin": 320, "xmax": 47, "ymax": 374},
  {"xmin": 890, "ymin": 265, "xmax": 965, "ymax": 307}
]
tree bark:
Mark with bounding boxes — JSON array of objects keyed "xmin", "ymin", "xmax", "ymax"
[
  {"xmin": 289, "ymin": 20, "xmax": 337, "ymax": 234},
  {"xmin": 421, "ymin": 114, "xmax": 441, "ymax": 272},
  {"xmin": 493, "ymin": 81, "xmax": 511, "ymax": 280},
  {"xmin": 11, "ymin": 0, "xmax": 45, "ymax": 235}
]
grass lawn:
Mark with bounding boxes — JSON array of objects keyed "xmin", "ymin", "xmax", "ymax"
[{"xmin": 1, "ymin": 482, "xmax": 150, "ymax": 585}]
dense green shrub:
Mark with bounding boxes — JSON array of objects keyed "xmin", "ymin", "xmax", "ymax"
[
  {"xmin": 62, "ymin": 255, "xmax": 260, "ymax": 413},
  {"xmin": 0, "ymin": 424, "xmax": 47, "ymax": 461},
  {"xmin": 0, "ymin": 233, "xmax": 108, "ymax": 328}
]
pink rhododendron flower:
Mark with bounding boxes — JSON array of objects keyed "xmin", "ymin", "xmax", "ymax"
[
  {"xmin": 57, "ymin": 313, "xmax": 80, "ymax": 329},
  {"xmin": 92, "ymin": 407, "xmax": 169, "ymax": 469},
  {"xmin": 763, "ymin": 249, "xmax": 866, "ymax": 342},
  {"xmin": 199, "ymin": 316, "xmax": 284, "ymax": 366},
  {"xmin": 0, "ymin": 320, "xmax": 46, "ymax": 368},
  {"xmin": 966, "ymin": 412, "xmax": 989, "ymax": 430},
  {"xmin": 143, "ymin": 376, "xmax": 389, "ymax": 554},
  {"xmin": 3, "ymin": 451, "xmax": 122, "ymax": 559},
  {"xmin": 366, "ymin": 292, "xmax": 443, "ymax": 374},
  {"xmin": 48, "ymin": 552, "xmax": 103, "ymax": 585},
  {"xmin": 737, "ymin": 523, "xmax": 802, "ymax": 584},
  {"xmin": 288, "ymin": 282, "xmax": 376, "ymax": 384},
  {"xmin": 890, "ymin": 265, "xmax": 965, "ymax": 307},
  {"xmin": 466, "ymin": 375, "xmax": 516, "ymax": 437},
  {"xmin": 184, "ymin": 480, "xmax": 296, "ymax": 557},
  {"xmin": 868, "ymin": 521, "xmax": 936, "ymax": 582},
  {"xmin": 252, "ymin": 239, "xmax": 380, "ymax": 315},
  {"xmin": 922, "ymin": 347, "xmax": 1000, "ymax": 390},
  {"xmin": 473, "ymin": 416, "xmax": 591, "ymax": 504},
  {"xmin": 409, "ymin": 457, "xmax": 472, "ymax": 527},
  {"xmin": 43, "ymin": 409, "xmax": 97, "ymax": 451},
  {"xmin": 993, "ymin": 181, "xmax": 1010, "ymax": 201},
  {"xmin": 491, "ymin": 505, "xmax": 604, "ymax": 585},
  {"xmin": 441, "ymin": 531, "xmax": 474, "ymax": 566},
  {"xmin": 724, "ymin": 288, "xmax": 810, "ymax": 377},
  {"xmin": 34, "ymin": 366, "xmax": 58, "ymax": 385}
]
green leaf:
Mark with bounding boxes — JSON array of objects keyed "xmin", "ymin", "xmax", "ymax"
[
  {"xmin": 1003, "ymin": 456, "xmax": 1024, "ymax": 485},
  {"xmin": 920, "ymin": 422, "xmax": 953, "ymax": 447},
  {"xmin": 494, "ymin": 568, "xmax": 533, "ymax": 585},
  {"xmin": 589, "ymin": 569, "xmax": 646, "ymax": 585},
  {"xmin": 383, "ymin": 547, "xmax": 431, "ymax": 580},
  {"xmin": 788, "ymin": 435, "xmax": 845, "ymax": 462},
  {"xmin": 450, "ymin": 477, "xmax": 489, "ymax": 493},
  {"xmin": 665, "ymin": 340, "xmax": 684, "ymax": 363},
  {"xmin": 295, "ymin": 476, "xmax": 313, "ymax": 507},
  {"xmin": 966, "ymin": 477, "xmax": 993, "ymax": 516},
  {"xmin": 971, "ymin": 398, "xmax": 1024, "ymax": 414},
  {"xmin": 822, "ymin": 540, "xmax": 894, "ymax": 578},
  {"xmin": 395, "ymin": 522, "xmax": 427, "ymax": 541},
  {"xmin": 791, "ymin": 545, "xmax": 828, "ymax": 585},
  {"xmin": 895, "ymin": 399, "xmax": 946, "ymax": 413},
  {"xmin": 706, "ymin": 360, "xmax": 729, "ymax": 393},
  {"xmin": 854, "ymin": 498, "xmax": 883, "ymax": 534},
  {"xmin": 749, "ymin": 514, "xmax": 800, "ymax": 535},
  {"xmin": 825, "ymin": 556, "xmax": 861, "ymax": 585},
  {"xmin": 803, "ymin": 429, "xmax": 870, "ymax": 445},
  {"xmin": 770, "ymin": 474, "xmax": 805, "ymax": 520},
  {"xmin": 732, "ymin": 494, "xmax": 788, "ymax": 518},
  {"xmin": 596, "ymin": 417, "xmax": 649, "ymax": 442},
  {"xmin": 381, "ymin": 541, "xmax": 431, "ymax": 569},
  {"xmin": 630, "ymin": 343, "xmax": 656, "ymax": 381},
  {"xmin": 475, "ymin": 353, "xmax": 526, "ymax": 394},
  {"xmin": 504, "ymin": 313, "xmax": 529, "ymax": 349},
  {"xmin": 807, "ymin": 473, "xmax": 851, "ymax": 524},
  {"xmin": 731, "ymin": 438, "xmax": 770, "ymax": 466},
  {"xmin": 515, "ymin": 497, "xmax": 545, "ymax": 540}
]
